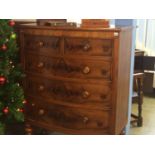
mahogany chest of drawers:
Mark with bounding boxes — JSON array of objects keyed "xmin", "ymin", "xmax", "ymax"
[{"xmin": 19, "ymin": 24, "xmax": 132, "ymax": 134}]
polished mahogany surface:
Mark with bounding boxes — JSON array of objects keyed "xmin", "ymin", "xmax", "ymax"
[{"xmin": 19, "ymin": 24, "xmax": 132, "ymax": 134}]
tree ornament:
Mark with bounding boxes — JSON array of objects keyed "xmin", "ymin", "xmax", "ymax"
[
  {"xmin": 0, "ymin": 76, "xmax": 6, "ymax": 85},
  {"xmin": 8, "ymin": 20, "xmax": 15, "ymax": 27},
  {"xmin": 17, "ymin": 108, "xmax": 24, "ymax": 112},
  {"xmin": 6, "ymin": 38, "xmax": 9, "ymax": 42},
  {"xmin": 23, "ymin": 100, "xmax": 27, "ymax": 104},
  {"xmin": 20, "ymin": 109, "xmax": 24, "ymax": 113},
  {"xmin": 10, "ymin": 33, "xmax": 16, "ymax": 39},
  {"xmin": 9, "ymin": 61, "xmax": 13, "ymax": 64},
  {"xmin": 1, "ymin": 44, "xmax": 7, "ymax": 51},
  {"xmin": 3, "ymin": 107, "xmax": 9, "ymax": 114},
  {"xmin": 11, "ymin": 98, "xmax": 14, "ymax": 102}
]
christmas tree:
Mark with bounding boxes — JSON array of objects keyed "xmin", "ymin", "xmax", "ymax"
[{"xmin": 0, "ymin": 19, "xmax": 25, "ymax": 134}]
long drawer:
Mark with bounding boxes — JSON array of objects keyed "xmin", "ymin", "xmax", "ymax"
[
  {"xmin": 25, "ymin": 54, "xmax": 112, "ymax": 80},
  {"xmin": 25, "ymin": 97, "xmax": 110, "ymax": 131},
  {"xmin": 25, "ymin": 76, "xmax": 112, "ymax": 105}
]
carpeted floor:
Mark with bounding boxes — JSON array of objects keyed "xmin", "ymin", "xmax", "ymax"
[{"xmin": 129, "ymin": 96, "xmax": 155, "ymax": 135}]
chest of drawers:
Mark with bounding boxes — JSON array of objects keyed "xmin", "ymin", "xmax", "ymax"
[{"xmin": 19, "ymin": 24, "xmax": 132, "ymax": 134}]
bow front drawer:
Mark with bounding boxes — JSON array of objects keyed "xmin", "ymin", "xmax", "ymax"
[
  {"xmin": 25, "ymin": 76, "xmax": 112, "ymax": 105},
  {"xmin": 25, "ymin": 99, "xmax": 110, "ymax": 132},
  {"xmin": 25, "ymin": 54, "xmax": 112, "ymax": 80}
]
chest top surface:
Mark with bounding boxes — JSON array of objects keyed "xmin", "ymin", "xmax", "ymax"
[{"xmin": 18, "ymin": 23, "xmax": 132, "ymax": 32}]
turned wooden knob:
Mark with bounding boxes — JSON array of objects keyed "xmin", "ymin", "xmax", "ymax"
[
  {"xmin": 102, "ymin": 69, "xmax": 108, "ymax": 75},
  {"xmin": 38, "ymin": 85, "xmax": 44, "ymax": 91},
  {"xmin": 37, "ymin": 41, "xmax": 44, "ymax": 47},
  {"xmin": 83, "ymin": 116, "xmax": 89, "ymax": 123},
  {"xmin": 31, "ymin": 103, "xmax": 35, "ymax": 107},
  {"xmin": 25, "ymin": 128, "xmax": 33, "ymax": 134},
  {"xmin": 38, "ymin": 109, "xmax": 45, "ymax": 115},
  {"xmin": 100, "ymin": 94, "xmax": 107, "ymax": 100},
  {"xmin": 25, "ymin": 124, "xmax": 33, "ymax": 135},
  {"xmin": 83, "ymin": 66, "xmax": 90, "ymax": 74},
  {"xmin": 82, "ymin": 91, "xmax": 90, "ymax": 98},
  {"xmin": 97, "ymin": 122, "xmax": 103, "ymax": 127},
  {"xmin": 37, "ymin": 62, "xmax": 44, "ymax": 68},
  {"xmin": 83, "ymin": 43, "xmax": 90, "ymax": 51}
]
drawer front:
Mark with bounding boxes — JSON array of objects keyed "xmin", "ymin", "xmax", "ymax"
[
  {"xmin": 25, "ymin": 77, "xmax": 111, "ymax": 105},
  {"xmin": 25, "ymin": 54, "xmax": 112, "ymax": 80},
  {"xmin": 26, "ymin": 99, "xmax": 110, "ymax": 130},
  {"xmin": 64, "ymin": 37, "xmax": 113, "ymax": 56},
  {"xmin": 24, "ymin": 34, "xmax": 61, "ymax": 56}
]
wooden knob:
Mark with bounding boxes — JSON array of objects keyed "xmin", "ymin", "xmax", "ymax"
[
  {"xmin": 83, "ymin": 66, "xmax": 90, "ymax": 74},
  {"xmin": 37, "ymin": 62, "xmax": 44, "ymax": 68},
  {"xmin": 38, "ymin": 109, "xmax": 45, "ymax": 115},
  {"xmin": 83, "ymin": 116, "xmax": 89, "ymax": 123},
  {"xmin": 102, "ymin": 69, "xmax": 107, "ymax": 75},
  {"xmin": 100, "ymin": 94, "xmax": 107, "ymax": 100},
  {"xmin": 38, "ymin": 41, "xmax": 44, "ymax": 47},
  {"xmin": 82, "ymin": 91, "xmax": 90, "ymax": 98},
  {"xmin": 97, "ymin": 122, "xmax": 103, "ymax": 127},
  {"xmin": 38, "ymin": 85, "xmax": 44, "ymax": 91},
  {"xmin": 25, "ymin": 124, "xmax": 33, "ymax": 135},
  {"xmin": 25, "ymin": 127, "xmax": 33, "ymax": 135},
  {"xmin": 83, "ymin": 43, "xmax": 90, "ymax": 51},
  {"xmin": 31, "ymin": 103, "xmax": 35, "ymax": 107}
]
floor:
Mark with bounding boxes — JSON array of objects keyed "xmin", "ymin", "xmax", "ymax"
[{"xmin": 129, "ymin": 96, "xmax": 155, "ymax": 135}]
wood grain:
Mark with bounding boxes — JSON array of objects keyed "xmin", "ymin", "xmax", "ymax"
[{"xmin": 19, "ymin": 24, "xmax": 132, "ymax": 135}]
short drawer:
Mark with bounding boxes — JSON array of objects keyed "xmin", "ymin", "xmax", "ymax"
[
  {"xmin": 23, "ymin": 34, "xmax": 61, "ymax": 56},
  {"xmin": 25, "ymin": 54, "xmax": 112, "ymax": 80},
  {"xmin": 64, "ymin": 37, "xmax": 113, "ymax": 56},
  {"xmin": 25, "ymin": 76, "xmax": 111, "ymax": 105},
  {"xmin": 25, "ymin": 99, "xmax": 110, "ymax": 130}
]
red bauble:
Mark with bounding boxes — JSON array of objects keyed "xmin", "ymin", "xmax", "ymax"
[
  {"xmin": 17, "ymin": 108, "xmax": 24, "ymax": 113},
  {"xmin": 22, "ymin": 100, "xmax": 27, "ymax": 104},
  {"xmin": 0, "ymin": 76, "xmax": 6, "ymax": 85},
  {"xmin": 20, "ymin": 109, "xmax": 24, "ymax": 113},
  {"xmin": 3, "ymin": 107, "xmax": 9, "ymax": 114},
  {"xmin": 9, "ymin": 20, "xmax": 15, "ymax": 27},
  {"xmin": 1, "ymin": 44, "xmax": 7, "ymax": 51}
]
